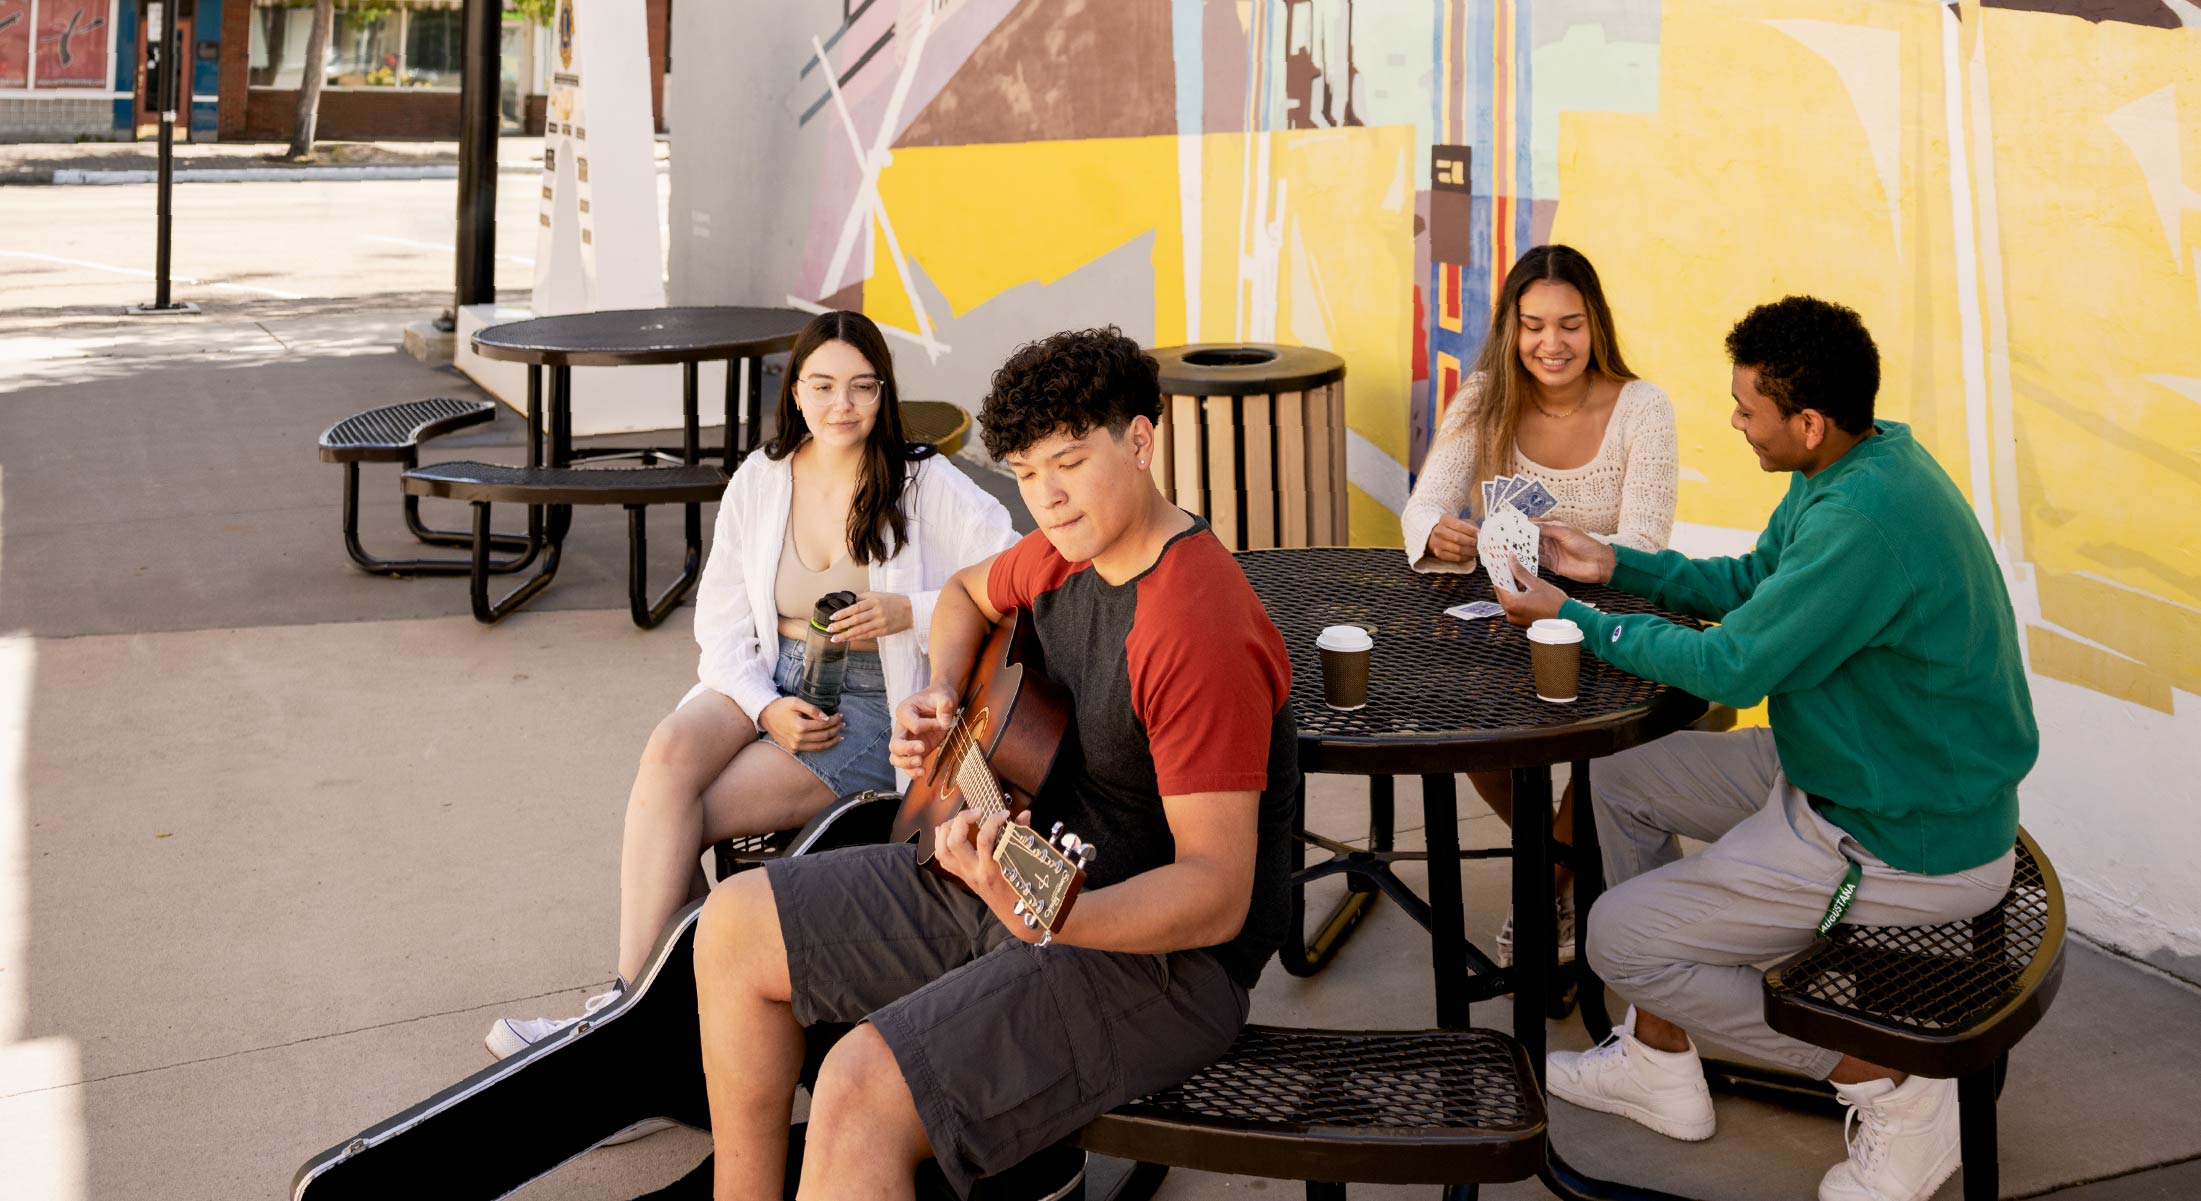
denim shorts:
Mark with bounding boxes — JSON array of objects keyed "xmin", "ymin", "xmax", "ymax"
[{"xmin": 766, "ymin": 636, "xmax": 894, "ymax": 797}]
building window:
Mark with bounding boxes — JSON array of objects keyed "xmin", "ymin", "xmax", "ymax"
[
  {"xmin": 247, "ymin": 0, "xmax": 468, "ymax": 91},
  {"xmin": 0, "ymin": 0, "xmax": 118, "ymax": 90}
]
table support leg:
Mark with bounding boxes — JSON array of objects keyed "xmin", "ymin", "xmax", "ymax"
[
  {"xmin": 625, "ymin": 501, "xmax": 706, "ymax": 629},
  {"xmin": 1510, "ymin": 765, "xmax": 1555, "ymax": 1074},
  {"xmin": 1569, "ymin": 760, "xmax": 1619, "ymax": 1043},
  {"xmin": 469, "ymin": 501, "xmax": 561, "ymax": 623},
  {"xmin": 724, "ymin": 355, "xmax": 743, "ymax": 469},
  {"xmin": 1424, "ymin": 772, "xmax": 1470, "ymax": 1030},
  {"xmin": 682, "ymin": 363, "xmax": 701, "ymax": 465},
  {"xmin": 1281, "ymin": 776, "xmax": 1391, "ymax": 978}
]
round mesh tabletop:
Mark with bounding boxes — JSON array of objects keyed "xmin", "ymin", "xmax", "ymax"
[
  {"xmin": 471, "ymin": 306, "xmax": 811, "ymax": 366},
  {"xmin": 1236, "ymin": 547, "xmax": 1709, "ymax": 774}
]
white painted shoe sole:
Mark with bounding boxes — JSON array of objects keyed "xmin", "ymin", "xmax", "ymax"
[
  {"xmin": 483, "ymin": 1019, "xmax": 534, "ymax": 1061},
  {"xmin": 1548, "ymin": 1075, "xmax": 1716, "ymax": 1142}
]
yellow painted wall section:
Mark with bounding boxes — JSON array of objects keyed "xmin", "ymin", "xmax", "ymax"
[
  {"xmin": 1549, "ymin": 0, "xmax": 1974, "ymax": 531},
  {"xmin": 865, "ymin": 135, "xmax": 1188, "ymax": 345},
  {"xmin": 1187, "ymin": 128, "xmax": 1417, "ymax": 545},
  {"xmin": 1981, "ymin": 11, "xmax": 2201, "ymax": 616}
]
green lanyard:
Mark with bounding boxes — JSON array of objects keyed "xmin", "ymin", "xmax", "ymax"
[{"xmin": 1815, "ymin": 859, "xmax": 1863, "ymax": 939}]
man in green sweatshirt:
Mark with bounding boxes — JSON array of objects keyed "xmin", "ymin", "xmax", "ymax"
[{"xmin": 1496, "ymin": 296, "xmax": 2037, "ymax": 1201}]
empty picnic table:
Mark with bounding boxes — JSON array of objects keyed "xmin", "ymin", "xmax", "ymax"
[{"xmin": 415, "ymin": 306, "xmax": 811, "ymax": 626}]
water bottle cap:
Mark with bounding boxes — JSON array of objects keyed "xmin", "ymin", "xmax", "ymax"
[{"xmin": 811, "ymin": 590, "xmax": 861, "ymax": 629}]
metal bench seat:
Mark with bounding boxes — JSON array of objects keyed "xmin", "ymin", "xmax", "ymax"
[
  {"xmin": 1076, "ymin": 1025, "xmax": 1546, "ymax": 1199},
  {"xmin": 319, "ymin": 398, "xmax": 530, "ymax": 577},
  {"xmin": 400, "ymin": 461, "xmax": 728, "ymax": 507},
  {"xmin": 398, "ymin": 461, "xmax": 729, "ymax": 628},
  {"xmin": 319, "ymin": 397, "xmax": 498, "ymax": 463},
  {"xmin": 1762, "ymin": 828, "xmax": 2065, "ymax": 1201}
]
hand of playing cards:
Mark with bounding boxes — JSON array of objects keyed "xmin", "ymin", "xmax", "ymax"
[
  {"xmin": 1475, "ymin": 474, "xmax": 1554, "ymax": 594},
  {"xmin": 1479, "ymin": 474, "xmax": 1558, "ymax": 522}
]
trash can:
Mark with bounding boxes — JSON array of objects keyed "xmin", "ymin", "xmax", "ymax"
[{"xmin": 1148, "ymin": 343, "xmax": 1348, "ymax": 550}]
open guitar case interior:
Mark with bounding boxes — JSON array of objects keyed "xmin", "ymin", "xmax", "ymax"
[{"xmin": 292, "ymin": 791, "xmax": 1088, "ymax": 1201}]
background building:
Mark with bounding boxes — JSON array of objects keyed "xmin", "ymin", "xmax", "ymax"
[
  {"xmin": 0, "ymin": 0, "xmax": 669, "ymax": 143},
  {"xmin": 216, "ymin": 0, "xmax": 668, "ymax": 142}
]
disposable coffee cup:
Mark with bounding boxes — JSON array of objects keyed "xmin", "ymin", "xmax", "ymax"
[
  {"xmin": 1315, "ymin": 624, "xmax": 1374, "ymax": 711},
  {"xmin": 1527, "ymin": 618, "xmax": 1584, "ymax": 703}
]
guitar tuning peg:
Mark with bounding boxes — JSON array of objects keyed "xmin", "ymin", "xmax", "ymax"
[
  {"xmin": 1049, "ymin": 821, "xmax": 1064, "ymax": 844},
  {"xmin": 1012, "ymin": 900, "xmax": 1027, "ymax": 917},
  {"xmin": 1076, "ymin": 844, "xmax": 1097, "ymax": 868},
  {"xmin": 1061, "ymin": 834, "xmax": 1082, "ymax": 855},
  {"xmin": 1022, "ymin": 912, "xmax": 1039, "ymax": 929}
]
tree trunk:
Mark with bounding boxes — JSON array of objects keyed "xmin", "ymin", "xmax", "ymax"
[{"xmin": 286, "ymin": 0, "xmax": 335, "ymax": 160}]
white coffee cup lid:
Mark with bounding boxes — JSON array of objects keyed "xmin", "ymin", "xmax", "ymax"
[
  {"xmin": 1528, "ymin": 618, "xmax": 1584, "ymax": 645},
  {"xmin": 1316, "ymin": 624, "xmax": 1373, "ymax": 652}
]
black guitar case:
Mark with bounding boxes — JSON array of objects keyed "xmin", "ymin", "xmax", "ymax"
[{"xmin": 291, "ymin": 791, "xmax": 1092, "ymax": 1201}]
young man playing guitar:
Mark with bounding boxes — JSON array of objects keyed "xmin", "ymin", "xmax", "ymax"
[{"xmin": 684, "ymin": 327, "xmax": 1300, "ymax": 1199}]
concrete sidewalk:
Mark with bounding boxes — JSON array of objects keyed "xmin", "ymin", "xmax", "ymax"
[
  {"xmin": 0, "ymin": 136, "xmax": 669, "ymax": 186},
  {"xmin": 1, "ymin": 297, "xmax": 2197, "ymax": 1201}
]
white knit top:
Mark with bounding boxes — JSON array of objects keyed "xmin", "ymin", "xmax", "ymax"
[{"xmin": 1400, "ymin": 375, "xmax": 1680, "ymax": 571}]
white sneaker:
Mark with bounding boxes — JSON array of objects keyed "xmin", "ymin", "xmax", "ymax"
[
  {"xmin": 485, "ymin": 983, "xmax": 624, "ymax": 1060},
  {"xmin": 1493, "ymin": 892, "xmax": 1578, "ymax": 969},
  {"xmin": 1545, "ymin": 1006, "xmax": 1717, "ymax": 1141},
  {"xmin": 1819, "ymin": 1075, "xmax": 1961, "ymax": 1201}
]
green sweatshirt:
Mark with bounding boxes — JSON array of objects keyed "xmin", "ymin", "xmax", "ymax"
[{"xmin": 1557, "ymin": 421, "xmax": 2037, "ymax": 875}]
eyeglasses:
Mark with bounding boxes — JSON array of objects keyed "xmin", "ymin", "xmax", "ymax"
[{"xmin": 796, "ymin": 376, "xmax": 884, "ymax": 409}]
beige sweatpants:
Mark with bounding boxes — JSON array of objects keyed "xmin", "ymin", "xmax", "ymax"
[{"xmin": 1585, "ymin": 728, "xmax": 2015, "ymax": 1077}]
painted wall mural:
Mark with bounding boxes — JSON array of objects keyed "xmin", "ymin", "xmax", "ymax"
[{"xmin": 672, "ymin": 1, "xmax": 2201, "ymax": 974}]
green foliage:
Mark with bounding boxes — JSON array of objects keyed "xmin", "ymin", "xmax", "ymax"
[{"xmin": 510, "ymin": 0, "xmax": 557, "ymax": 26}]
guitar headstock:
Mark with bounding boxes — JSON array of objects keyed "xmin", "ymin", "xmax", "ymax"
[{"xmin": 996, "ymin": 821, "xmax": 1094, "ymax": 946}]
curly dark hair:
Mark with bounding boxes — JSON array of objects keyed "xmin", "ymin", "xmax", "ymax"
[
  {"xmin": 1723, "ymin": 296, "xmax": 1880, "ymax": 435},
  {"xmin": 979, "ymin": 327, "xmax": 1162, "ymax": 459}
]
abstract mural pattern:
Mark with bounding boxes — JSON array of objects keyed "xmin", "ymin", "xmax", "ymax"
[{"xmin": 677, "ymin": 0, "xmax": 2201, "ymax": 967}]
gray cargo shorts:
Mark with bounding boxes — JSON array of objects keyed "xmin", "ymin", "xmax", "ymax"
[{"xmin": 764, "ymin": 841, "xmax": 1250, "ymax": 1198}]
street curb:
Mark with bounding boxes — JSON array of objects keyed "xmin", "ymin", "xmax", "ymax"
[
  {"xmin": 46, "ymin": 164, "xmax": 467, "ymax": 185},
  {"xmin": 17, "ymin": 162, "xmax": 576, "ymax": 185}
]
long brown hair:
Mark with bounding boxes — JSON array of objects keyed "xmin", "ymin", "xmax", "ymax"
[
  {"xmin": 763, "ymin": 310, "xmax": 914, "ymax": 565},
  {"xmin": 1459, "ymin": 244, "xmax": 1635, "ymax": 480}
]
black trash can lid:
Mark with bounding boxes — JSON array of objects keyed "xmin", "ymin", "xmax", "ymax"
[{"xmin": 1148, "ymin": 343, "xmax": 1346, "ymax": 396}]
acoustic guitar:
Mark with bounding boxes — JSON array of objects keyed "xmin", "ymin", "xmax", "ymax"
[
  {"xmin": 891, "ymin": 610, "xmax": 1094, "ymax": 940},
  {"xmin": 293, "ymin": 616, "xmax": 1099, "ymax": 1199}
]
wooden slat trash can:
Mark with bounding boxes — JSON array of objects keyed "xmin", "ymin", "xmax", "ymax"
[{"xmin": 1148, "ymin": 343, "xmax": 1348, "ymax": 550}]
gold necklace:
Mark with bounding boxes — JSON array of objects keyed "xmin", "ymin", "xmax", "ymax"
[{"xmin": 1532, "ymin": 394, "xmax": 1586, "ymax": 419}]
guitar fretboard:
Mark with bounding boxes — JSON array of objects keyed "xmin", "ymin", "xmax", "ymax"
[{"xmin": 944, "ymin": 712, "xmax": 1010, "ymax": 818}]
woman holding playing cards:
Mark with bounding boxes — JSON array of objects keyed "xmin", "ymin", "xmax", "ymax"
[{"xmin": 1399, "ymin": 243, "xmax": 1679, "ymax": 968}]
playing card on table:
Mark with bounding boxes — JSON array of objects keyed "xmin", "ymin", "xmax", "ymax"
[
  {"xmin": 1445, "ymin": 600, "xmax": 1505, "ymax": 620},
  {"xmin": 1478, "ymin": 506, "xmax": 1541, "ymax": 592},
  {"xmin": 1511, "ymin": 478, "xmax": 1559, "ymax": 519}
]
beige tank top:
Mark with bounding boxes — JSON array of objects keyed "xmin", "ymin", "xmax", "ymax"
[{"xmin": 775, "ymin": 518, "xmax": 872, "ymax": 645}]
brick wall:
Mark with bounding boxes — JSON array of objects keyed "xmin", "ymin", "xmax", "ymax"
[
  {"xmin": 239, "ymin": 86, "xmax": 464, "ymax": 142},
  {"xmin": 0, "ymin": 98, "xmax": 121, "ymax": 141}
]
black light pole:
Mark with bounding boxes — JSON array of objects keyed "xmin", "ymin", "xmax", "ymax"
[
  {"xmin": 131, "ymin": 0, "xmax": 198, "ymax": 316},
  {"xmin": 444, "ymin": 0, "xmax": 501, "ymax": 331}
]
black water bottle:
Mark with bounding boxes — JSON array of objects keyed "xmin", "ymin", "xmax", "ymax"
[{"xmin": 798, "ymin": 590, "xmax": 860, "ymax": 715}]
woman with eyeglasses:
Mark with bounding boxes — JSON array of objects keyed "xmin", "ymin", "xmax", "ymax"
[{"xmin": 485, "ymin": 310, "xmax": 1018, "ymax": 1072}]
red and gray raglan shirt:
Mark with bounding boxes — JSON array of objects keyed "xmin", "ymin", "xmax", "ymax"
[{"xmin": 986, "ymin": 517, "xmax": 1300, "ymax": 988}]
